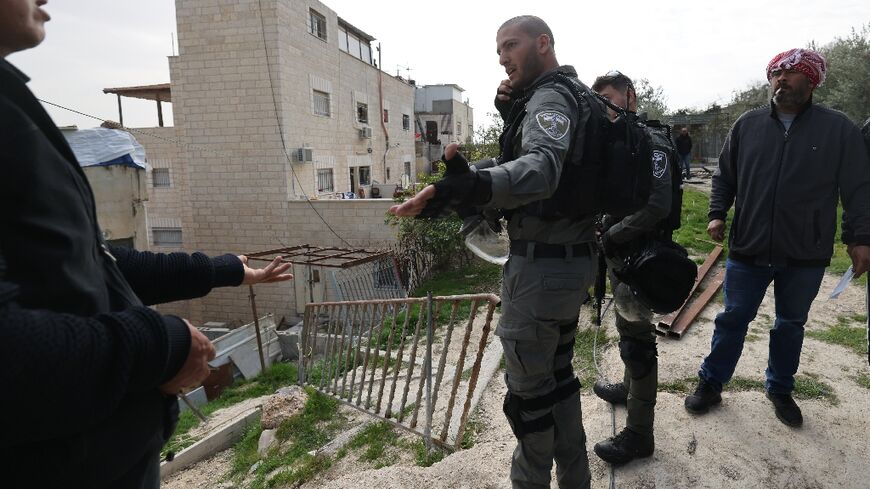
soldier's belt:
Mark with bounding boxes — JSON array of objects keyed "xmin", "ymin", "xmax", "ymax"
[{"xmin": 509, "ymin": 240, "xmax": 593, "ymax": 259}]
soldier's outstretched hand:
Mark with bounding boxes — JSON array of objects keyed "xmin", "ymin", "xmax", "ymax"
[{"xmin": 390, "ymin": 185, "xmax": 436, "ymax": 217}]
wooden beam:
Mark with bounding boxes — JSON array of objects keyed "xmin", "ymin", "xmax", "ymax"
[
  {"xmin": 658, "ymin": 245, "xmax": 723, "ymax": 331},
  {"xmin": 667, "ymin": 268, "xmax": 724, "ymax": 338}
]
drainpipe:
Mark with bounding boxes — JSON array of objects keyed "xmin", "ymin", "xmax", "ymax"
[{"xmin": 377, "ymin": 43, "xmax": 390, "ymax": 183}]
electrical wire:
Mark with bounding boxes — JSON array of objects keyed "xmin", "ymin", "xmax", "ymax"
[{"xmin": 255, "ymin": 0, "xmax": 352, "ymax": 248}]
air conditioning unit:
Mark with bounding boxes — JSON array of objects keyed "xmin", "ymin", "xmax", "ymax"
[
  {"xmin": 358, "ymin": 127, "xmax": 373, "ymax": 139},
  {"xmin": 295, "ymin": 148, "xmax": 313, "ymax": 162}
]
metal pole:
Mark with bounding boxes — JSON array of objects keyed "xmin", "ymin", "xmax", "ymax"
[
  {"xmin": 248, "ymin": 285, "xmax": 267, "ymax": 374},
  {"xmin": 424, "ymin": 291, "xmax": 433, "ymax": 455}
]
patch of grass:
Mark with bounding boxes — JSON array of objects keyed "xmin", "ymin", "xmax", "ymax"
[
  {"xmin": 264, "ymin": 455, "xmax": 332, "ymax": 489},
  {"xmin": 230, "ymin": 419, "xmax": 263, "ymax": 477},
  {"xmin": 659, "ymin": 375, "xmax": 837, "ymax": 404},
  {"xmin": 573, "ymin": 324, "xmax": 615, "ymax": 390},
  {"xmin": 460, "ymin": 416, "xmax": 482, "ymax": 449},
  {"xmin": 672, "ymin": 188, "xmax": 731, "ymax": 257},
  {"xmin": 162, "ymin": 363, "xmax": 298, "ymax": 457},
  {"xmin": 411, "ymin": 439, "xmax": 446, "ymax": 467},
  {"xmin": 855, "ymin": 372, "xmax": 870, "ymax": 389},
  {"xmin": 460, "ymin": 367, "xmax": 474, "ymax": 381},
  {"xmin": 375, "ymin": 258, "xmax": 501, "ymax": 349},
  {"xmin": 338, "ymin": 421, "xmax": 400, "ymax": 464},
  {"xmin": 806, "ymin": 316, "xmax": 868, "ymax": 357},
  {"xmin": 230, "ymin": 387, "xmax": 341, "ymax": 488}
]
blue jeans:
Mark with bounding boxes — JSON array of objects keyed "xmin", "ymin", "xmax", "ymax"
[
  {"xmin": 698, "ymin": 258, "xmax": 825, "ymax": 394},
  {"xmin": 679, "ymin": 153, "xmax": 691, "ymax": 177}
]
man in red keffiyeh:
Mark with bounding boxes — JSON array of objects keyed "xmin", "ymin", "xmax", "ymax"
[{"xmin": 684, "ymin": 47, "xmax": 870, "ymax": 429}]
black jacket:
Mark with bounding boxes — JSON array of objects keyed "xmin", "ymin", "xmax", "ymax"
[
  {"xmin": 709, "ymin": 101, "xmax": 870, "ymax": 266},
  {"xmin": 675, "ymin": 133, "xmax": 692, "ymax": 156},
  {"xmin": 0, "ymin": 59, "xmax": 243, "ymax": 487}
]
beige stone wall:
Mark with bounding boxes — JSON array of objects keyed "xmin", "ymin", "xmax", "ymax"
[
  {"xmin": 83, "ymin": 165, "xmax": 148, "ymax": 250},
  {"xmin": 148, "ymin": 0, "xmax": 408, "ymax": 325}
]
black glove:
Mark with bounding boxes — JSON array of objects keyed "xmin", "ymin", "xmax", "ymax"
[{"xmin": 417, "ymin": 151, "xmax": 492, "ymax": 219}]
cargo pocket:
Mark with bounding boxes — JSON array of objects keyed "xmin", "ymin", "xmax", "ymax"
[
  {"xmin": 496, "ymin": 321, "xmax": 538, "ymax": 378},
  {"xmin": 538, "ymin": 273, "xmax": 585, "ymax": 321}
]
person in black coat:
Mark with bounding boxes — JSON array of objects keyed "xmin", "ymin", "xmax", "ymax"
[{"xmin": 0, "ymin": 2, "xmax": 292, "ymax": 487}]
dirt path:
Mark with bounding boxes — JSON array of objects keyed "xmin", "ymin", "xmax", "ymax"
[{"xmin": 163, "ymin": 248, "xmax": 870, "ymax": 488}]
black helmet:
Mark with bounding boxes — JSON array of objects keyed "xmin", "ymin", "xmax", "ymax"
[{"xmin": 615, "ymin": 240, "xmax": 698, "ymax": 314}]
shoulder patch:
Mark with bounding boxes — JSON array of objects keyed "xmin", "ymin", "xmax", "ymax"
[
  {"xmin": 535, "ymin": 110, "xmax": 571, "ymax": 140},
  {"xmin": 651, "ymin": 149, "xmax": 668, "ymax": 179}
]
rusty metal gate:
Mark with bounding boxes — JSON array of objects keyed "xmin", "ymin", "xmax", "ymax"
[{"xmin": 297, "ymin": 293, "xmax": 500, "ymax": 450}]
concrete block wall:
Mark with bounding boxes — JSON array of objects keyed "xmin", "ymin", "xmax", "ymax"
[{"xmin": 149, "ymin": 0, "xmax": 410, "ymax": 325}]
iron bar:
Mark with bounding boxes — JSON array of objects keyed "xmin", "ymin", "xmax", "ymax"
[
  {"xmin": 248, "ymin": 285, "xmax": 267, "ymax": 374},
  {"xmin": 455, "ymin": 301, "xmax": 496, "ymax": 447},
  {"xmin": 440, "ymin": 299, "xmax": 480, "ymax": 442},
  {"xmin": 399, "ymin": 303, "xmax": 426, "ymax": 422},
  {"xmin": 376, "ymin": 303, "xmax": 401, "ymax": 414}
]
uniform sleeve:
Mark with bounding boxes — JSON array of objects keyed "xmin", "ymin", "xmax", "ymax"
[
  {"xmin": 480, "ymin": 86, "xmax": 582, "ymax": 209},
  {"xmin": 838, "ymin": 121, "xmax": 870, "ymax": 246},
  {"xmin": 607, "ymin": 133, "xmax": 673, "ymax": 243},
  {"xmin": 110, "ymin": 246, "xmax": 244, "ymax": 306},
  {"xmin": 709, "ymin": 120, "xmax": 740, "ymax": 221}
]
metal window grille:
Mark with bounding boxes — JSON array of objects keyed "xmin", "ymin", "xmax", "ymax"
[
  {"xmin": 153, "ymin": 227, "xmax": 182, "ymax": 247},
  {"xmin": 317, "ymin": 168, "xmax": 334, "ymax": 193},
  {"xmin": 383, "ymin": 109, "xmax": 389, "ymax": 123},
  {"xmin": 313, "ymin": 90, "xmax": 330, "ymax": 116},
  {"xmin": 404, "ymin": 161, "xmax": 411, "ymax": 177},
  {"xmin": 152, "ymin": 168, "xmax": 170, "ymax": 187},
  {"xmin": 309, "ymin": 10, "xmax": 327, "ymax": 40},
  {"xmin": 402, "ymin": 114, "xmax": 410, "ymax": 130},
  {"xmin": 357, "ymin": 103, "xmax": 368, "ymax": 123}
]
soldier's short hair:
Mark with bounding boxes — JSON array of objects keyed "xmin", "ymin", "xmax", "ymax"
[
  {"xmin": 592, "ymin": 70, "xmax": 635, "ymax": 94},
  {"xmin": 498, "ymin": 15, "xmax": 555, "ymax": 48}
]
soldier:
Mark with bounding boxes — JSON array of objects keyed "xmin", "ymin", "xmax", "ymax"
[
  {"xmin": 590, "ymin": 71, "xmax": 678, "ymax": 464},
  {"xmin": 391, "ymin": 15, "xmax": 597, "ymax": 489}
]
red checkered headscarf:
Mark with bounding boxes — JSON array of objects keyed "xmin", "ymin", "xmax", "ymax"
[{"xmin": 766, "ymin": 48, "xmax": 827, "ymax": 87}]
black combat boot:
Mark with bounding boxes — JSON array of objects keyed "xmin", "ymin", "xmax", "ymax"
[
  {"xmin": 684, "ymin": 379, "xmax": 722, "ymax": 414},
  {"xmin": 593, "ymin": 427, "xmax": 654, "ymax": 465},
  {"xmin": 593, "ymin": 380, "xmax": 628, "ymax": 405},
  {"xmin": 766, "ymin": 391, "xmax": 803, "ymax": 427}
]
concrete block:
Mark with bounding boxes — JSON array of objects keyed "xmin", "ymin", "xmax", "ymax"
[
  {"xmin": 257, "ymin": 428, "xmax": 278, "ymax": 456},
  {"xmin": 276, "ymin": 329, "xmax": 299, "ymax": 361}
]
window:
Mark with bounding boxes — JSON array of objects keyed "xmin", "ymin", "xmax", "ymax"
[
  {"xmin": 456, "ymin": 121, "xmax": 462, "ymax": 135},
  {"xmin": 361, "ymin": 43, "xmax": 372, "ymax": 64},
  {"xmin": 309, "ymin": 9, "xmax": 327, "ymax": 41},
  {"xmin": 402, "ymin": 114, "xmax": 410, "ymax": 131},
  {"xmin": 338, "ymin": 27, "xmax": 348, "ymax": 52},
  {"xmin": 316, "ymin": 168, "xmax": 334, "ymax": 192},
  {"xmin": 386, "ymin": 168, "xmax": 391, "ymax": 180},
  {"xmin": 347, "ymin": 34, "xmax": 360, "ymax": 59},
  {"xmin": 358, "ymin": 166, "xmax": 371, "ymax": 185},
  {"xmin": 152, "ymin": 168, "xmax": 170, "ymax": 187},
  {"xmin": 313, "ymin": 89, "xmax": 330, "ymax": 116},
  {"xmin": 357, "ymin": 102, "xmax": 368, "ymax": 123},
  {"xmin": 383, "ymin": 109, "xmax": 389, "ymax": 123},
  {"xmin": 153, "ymin": 227, "xmax": 182, "ymax": 247},
  {"xmin": 404, "ymin": 161, "xmax": 411, "ymax": 177}
]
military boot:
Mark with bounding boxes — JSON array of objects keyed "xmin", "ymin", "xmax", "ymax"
[
  {"xmin": 593, "ymin": 427, "xmax": 654, "ymax": 465},
  {"xmin": 593, "ymin": 381, "xmax": 628, "ymax": 405}
]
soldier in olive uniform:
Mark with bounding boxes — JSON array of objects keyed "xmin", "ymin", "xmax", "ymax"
[
  {"xmin": 391, "ymin": 15, "xmax": 596, "ymax": 489},
  {"xmin": 590, "ymin": 71, "xmax": 678, "ymax": 464}
]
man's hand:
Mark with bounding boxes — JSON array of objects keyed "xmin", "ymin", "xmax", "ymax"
[
  {"xmin": 496, "ymin": 79, "xmax": 513, "ymax": 102},
  {"xmin": 390, "ymin": 185, "xmax": 436, "ymax": 217},
  {"xmin": 707, "ymin": 219, "xmax": 726, "ymax": 242},
  {"xmin": 847, "ymin": 244, "xmax": 870, "ymax": 278},
  {"xmin": 160, "ymin": 320, "xmax": 216, "ymax": 395},
  {"xmin": 239, "ymin": 255, "xmax": 293, "ymax": 285}
]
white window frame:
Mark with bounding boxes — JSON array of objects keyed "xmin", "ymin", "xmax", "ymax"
[{"xmin": 313, "ymin": 89, "xmax": 331, "ymax": 117}]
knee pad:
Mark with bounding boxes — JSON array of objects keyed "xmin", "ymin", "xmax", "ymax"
[{"xmin": 618, "ymin": 338, "xmax": 657, "ymax": 380}]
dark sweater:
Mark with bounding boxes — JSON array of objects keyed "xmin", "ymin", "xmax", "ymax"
[{"xmin": 0, "ymin": 58, "xmax": 243, "ymax": 487}]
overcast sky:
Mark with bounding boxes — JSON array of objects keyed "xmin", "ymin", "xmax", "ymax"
[{"xmin": 9, "ymin": 0, "xmax": 868, "ymax": 131}]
